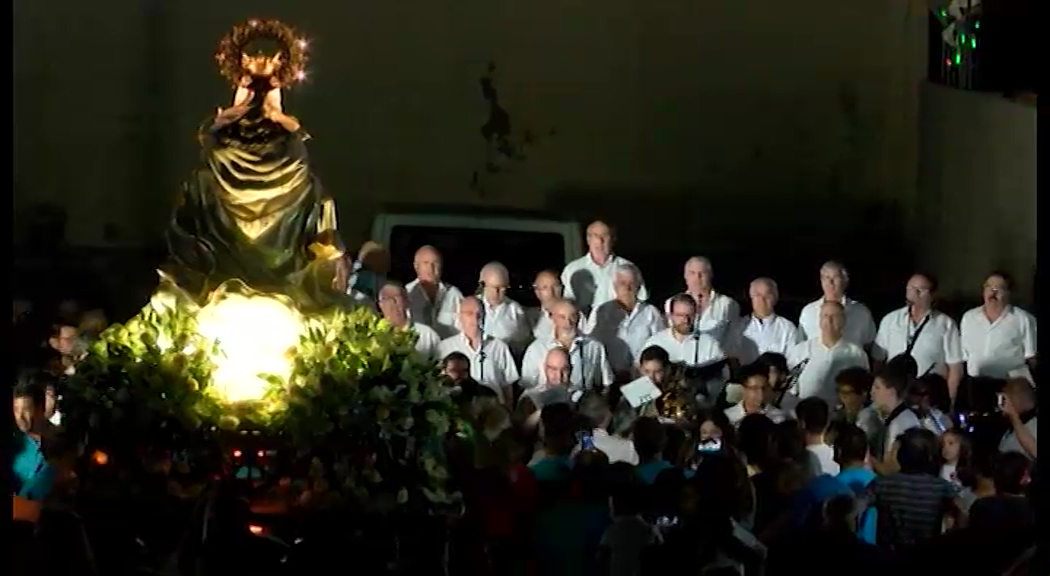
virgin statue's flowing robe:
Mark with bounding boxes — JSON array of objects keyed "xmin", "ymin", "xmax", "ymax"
[{"xmin": 164, "ymin": 108, "xmax": 346, "ymax": 310}]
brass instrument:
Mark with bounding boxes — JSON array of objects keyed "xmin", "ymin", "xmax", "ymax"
[{"xmin": 656, "ymin": 360, "xmax": 728, "ymax": 422}]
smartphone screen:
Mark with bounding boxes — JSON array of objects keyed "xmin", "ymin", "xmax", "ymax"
[
  {"xmin": 655, "ymin": 516, "xmax": 679, "ymax": 528},
  {"xmin": 578, "ymin": 431, "xmax": 595, "ymax": 451},
  {"xmin": 997, "ymin": 393, "xmax": 1007, "ymax": 410},
  {"xmin": 697, "ymin": 438, "xmax": 723, "ymax": 453}
]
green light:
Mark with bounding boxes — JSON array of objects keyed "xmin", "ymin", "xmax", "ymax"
[
  {"xmin": 974, "ymin": 21, "xmax": 980, "ymax": 29},
  {"xmin": 939, "ymin": 9, "xmax": 947, "ymax": 17},
  {"xmin": 955, "ymin": 53, "xmax": 961, "ymax": 65},
  {"xmin": 960, "ymin": 34, "xmax": 967, "ymax": 43},
  {"xmin": 971, "ymin": 38, "xmax": 977, "ymax": 49}
]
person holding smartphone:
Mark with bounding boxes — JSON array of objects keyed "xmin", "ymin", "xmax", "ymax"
[{"xmin": 998, "ymin": 378, "xmax": 1037, "ymax": 460}]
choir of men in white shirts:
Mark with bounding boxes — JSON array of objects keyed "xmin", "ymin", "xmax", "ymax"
[
  {"xmin": 785, "ymin": 301, "xmax": 870, "ymax": 407},
  {"xmin": 959, "ymin": 272, "xmax": 1037, "ymax": 383},
  {"xmin": 476, "ymin": 262, "xmax": 531, "ymax": 353},
  {"xmin": 526, "ymin": 270, "xmax": 587, "ymax": 339},
  {"xmin": 520, "ymin": 299, "xmax": 615, "ymax": 391},
  {"xmin": 663, "ymin": 256, "xmax": 740, "ymax": 345},
  {"xmin": 872, "ymin": 273, "xmax": 964, "ymax": 398},
  {"xmin": 435, "ymin": 296, "xmax": 519, "ymax": 405},
  {"xmin": 727, "ymin": 277, "xmax": 801, "ymax": 365},
  {"xmin": 396, "ymin": 229, "xmax": 1036, "ymax": 424},
  {"xmin": 587, "ymin": 264, "xmax": 666, "ymax": 375},
  {"xmin": 561, "ymin": 220, "xmax": 649, "ymax": 316},
  {"xmin": 797, "ymin": 261, "xmax": 877, "ymax": 347},
  {"xmin": 377, "ymin": 281, "xmax": 442, "ymax": 360},
  {"xmin": 405, "ymin": 245, "xmax": 463, "ymax": 339}
]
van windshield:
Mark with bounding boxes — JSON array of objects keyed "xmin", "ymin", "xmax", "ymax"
[{"xmin": 387, "ymin": 225, "xmax": 568, "ymax": 306}]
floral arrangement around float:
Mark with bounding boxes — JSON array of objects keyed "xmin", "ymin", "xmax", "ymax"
[{"xmin": 61, "ymin": 281, "xmax": 459, "ymax": 516}]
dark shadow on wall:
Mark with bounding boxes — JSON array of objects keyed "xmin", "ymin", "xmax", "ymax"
[{"xmin": 544, "ymin": 185, "xmax": 917, "ymax": 320}]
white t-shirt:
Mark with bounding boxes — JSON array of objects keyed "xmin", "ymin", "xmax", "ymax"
[
  {"xmin": 724, "ymin": 402, "xmax": 789, "ymax": 426},
  {"xmin": 592, "ymin": 428, "xmax": 639, "ymax": 465},
  {"xmin": 873, "ymin": 307, "xmax": 963, "ymax": 377},
  {"xmin": 875, "ymin": 405, "xmax": 924, "ymax": 457},
  {"xmin": 807, "ymin": 443, "xmax": 840, "ymax": 476},
  {"xmin": 999, "ymin": 416, "xmax": 1037, "ymax": 459}
]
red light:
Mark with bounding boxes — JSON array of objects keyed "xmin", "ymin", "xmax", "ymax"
[
  {"xmin": 248, "ymin": 524, "xmax": 264, "ymax": 535},
  {"xmin": 257, "ymin": 450, "xmax": 265, "ymax": 458},
  {"xmin": 233, "ymin": 449, "xmax": 242, "ymax": 458}
]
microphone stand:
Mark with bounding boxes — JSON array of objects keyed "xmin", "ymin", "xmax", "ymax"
[
  {"xmin": 475, "ymin": 282, "xmax": 487, "ymax": 384},
  {"xmin": 571, "ymin": 337, "xmax": 585, "ymax": 392}
]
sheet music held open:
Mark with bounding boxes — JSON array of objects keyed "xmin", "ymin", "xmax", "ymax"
[{"xmin": 621, "ymin": 376, "xmax": 663, "ymax": 408}]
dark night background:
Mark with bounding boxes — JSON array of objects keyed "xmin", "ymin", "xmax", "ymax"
[{"xmin": 12, "ymin": 0, "xmax": 1036, "ymax": 320}]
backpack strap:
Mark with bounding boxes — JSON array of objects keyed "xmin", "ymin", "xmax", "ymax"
[{"xmin": 847, "ymin": 480, "xmax": 874, "ymax": 535}]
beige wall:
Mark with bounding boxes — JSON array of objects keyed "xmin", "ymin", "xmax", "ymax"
[
  {"xmin": 15, "ymin": 0, "xmax": 928, "ymax": 287},
  {"xmin": 917, "ymin": 83, "xmax": 1037, "ymax": 306}
]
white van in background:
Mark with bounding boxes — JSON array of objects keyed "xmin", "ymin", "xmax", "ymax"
[{"xmin": 371, "ymin": 210, "xmax": 582, "ymax": 306}]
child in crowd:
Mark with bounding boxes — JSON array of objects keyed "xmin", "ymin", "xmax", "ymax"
[{"xmin": 939, "ymin": 429, "xmax": 972, "ymax": 489}]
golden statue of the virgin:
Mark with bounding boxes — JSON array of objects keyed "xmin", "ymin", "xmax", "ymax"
[{"xmin": 163, "ymin": 19, "xmax": 349, "ymax": 311}]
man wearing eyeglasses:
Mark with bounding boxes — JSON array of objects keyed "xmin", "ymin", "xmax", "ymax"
[
  {"xmin": 872, "ymin": 273, "xmax": 965, "ymax": 402},
  {"xmin": 959, "ymin": 272, "xmax": 1037, "ymax": 383},
  {"xmin": 377, "ymin": 281, "xmax": 442, "ymax": 360}
]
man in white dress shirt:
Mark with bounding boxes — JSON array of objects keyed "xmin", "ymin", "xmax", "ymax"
[
  {"xmin": 520, "ymin": 299, "xmax": 615, "ymax": 391},
  {"xmin": 588, "ymin": 264, "xmax": 666, "ymax": 377},
  {"xmin": 377, "ymin": 281, "xmax": 442, "ymax": 361},
  {"xmin": 478, "ymin": 262, "xmax": 531, "ymax": 352},
  {"xmin": 561, "ymin": 220, "xmax": 649, "ymax": 315},
  {"xmin": 663, "ymin": 256, "xmax": 739, "ymax": 345},
  {"xmin": 405, "ymin": 245, "xmax": 463, "ymax": 339},
  {"xmin": 518, "ymin": 347, "xmax": 574, "ymax": 426},
  {"xmin": 526, "ymin": 270, "xmax": 585, "ymax": 339},
  {"xmin": 873, "ymin": 273, "xmax": 964, "ymax": 401},
  {"xmin": 643, "ymin": 293, "xmax": 726, "ymax": 367},
  {"xmin": 959, "ymin": 272, "xmax": 1037, "ymax": 382},
  {"xmin": 798, "ymin": 261, "xmax": 876, "ymax": 348},
  {"xmin": 436, "ymin": 296, "xmax": 519, "ymax": 405},
  {"xmin": 786, "ymin": 301, "xmax": 870, "ymax": 407},
  {"xmin": 727, "ymin": 277, "xmax": 801, "ymax": 366}
]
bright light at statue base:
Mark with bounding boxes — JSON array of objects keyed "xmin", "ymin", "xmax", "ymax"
[{"xmin": 195, "ymin": 292, "xmax": 303, "ymax": 403}]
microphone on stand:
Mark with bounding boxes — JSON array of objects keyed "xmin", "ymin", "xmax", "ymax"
[
  {"xmin": 475, "ymin": 282, "xmax": 487, "ymax": 384},
  {"xmin": 570, "ymin": 337, "xmax": 586, "ymax": 393},
  {"xmin": 692, "ymin": 320, "xmax": 702, "ymax": 367}
]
